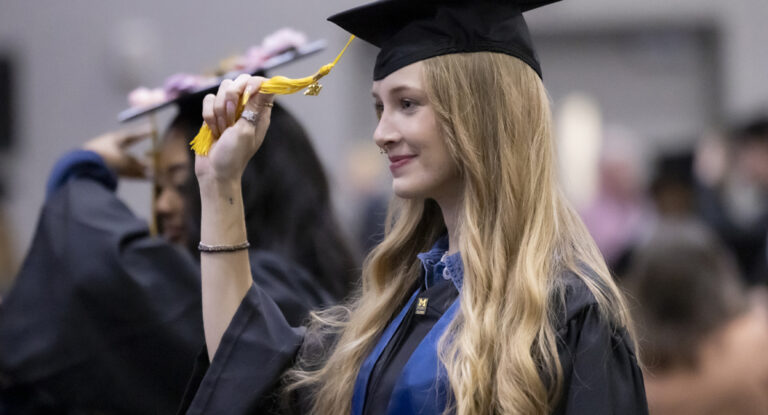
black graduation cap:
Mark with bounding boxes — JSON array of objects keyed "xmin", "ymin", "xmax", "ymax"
[
  {"xmin": 117, "ymin": 38, "xmax": 326, "ymax": 122},
  {"xmin": 328, "ymin": 0, "xmax": 561, "ymax": 81}
]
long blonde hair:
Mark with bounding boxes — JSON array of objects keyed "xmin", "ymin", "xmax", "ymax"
[{"xmin": 286, "ymin": 52, "xmax": 635, "ymax": 414}]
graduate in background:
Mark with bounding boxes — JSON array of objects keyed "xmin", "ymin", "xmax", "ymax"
[
  {"xmin": 0, "ymin": 30, "xmax": 356, "ymax": 414},
  {"xmin": 623, "ymin": 220, "xmax": 768, "ymax": 415},
  {"xmin": 696, "ymin": 116, "xmax": 768, "ymax": 286},
  {"xmin": 181, "ymin": 0, "xmax": 647, "ymax": 414}
]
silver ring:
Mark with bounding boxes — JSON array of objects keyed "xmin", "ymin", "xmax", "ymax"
[{"xmin": 240, "ymin": 110, "xmax": 259, "ymax": 126}]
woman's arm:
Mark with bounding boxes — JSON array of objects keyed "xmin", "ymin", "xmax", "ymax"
[
  {"xmin": 196, "ymin": 74, "xmax": 276, "ymax": 360},
  {"xmin": 554, "ymin": 303, "xmax": 648, "ymax": 415},
  {"xmin": 1, "ymin": 163, "xmax": 203, "ymax": 414},
  {"xmin": 198, "ymin": 178, "xmax": 252, "ymax": 360}
]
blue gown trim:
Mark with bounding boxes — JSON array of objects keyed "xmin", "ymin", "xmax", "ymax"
[
  {"xmin": 384, "ymin": 297, "xmax": 460, "ymax": 414},
  {"xmin": 352, "ymin": 289, "xmax": 420, "ymax": 415},
  {"xmin": 352, "ymin": 236, "xmax": 463, "ymax": 415}
]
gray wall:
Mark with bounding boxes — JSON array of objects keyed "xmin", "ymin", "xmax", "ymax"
[{"xmin": 1, "ymin": 0, "xmax": 767, "ymax": 260}]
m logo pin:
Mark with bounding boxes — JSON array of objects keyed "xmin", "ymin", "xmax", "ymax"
[{"xmin": 415, "ymin": 297, "xmax": 429, "ymax": 315}]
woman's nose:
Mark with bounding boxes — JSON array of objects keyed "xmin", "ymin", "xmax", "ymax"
[
  {"xmin": 373, "ymin": 114, "xmax": 400, "ymax": 150},
  {"xmin": 155, "ymin": 187, "xmax": 180, "ymax": 215}
]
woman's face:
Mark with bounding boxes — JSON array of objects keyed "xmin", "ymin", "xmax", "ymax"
[
  {"xmin": 155, "ymin": 128, "xmax": 191, "ymax": 246},
  {"xmin": 372, "ymin": 62, "xmax": 461, "ymax": 203}
]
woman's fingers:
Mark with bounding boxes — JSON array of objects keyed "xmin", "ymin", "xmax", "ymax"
[
  {"xmin": 244, "ymin": 78, "xmax": 275, "ymax": 113},
  {"xmin": 227, "ymin": 74, "xmax": 251, "ymax": 125},
  {"xmin": 117, "ymin": 123, "xmax": 154, "ymax": 148},
  {"xmin": 83, "ymin": 127, "xmax": 152, "ymax": 178},
  {"xmin": 204, "ymin": 74, "xmax": 267, "ymax": 139},
  {"xmin": 201, "ymin": 74, "xmax": 274, "ymax": 156},
  {"xmin": 230, "ymin": 77, "xmax": 274, "ymax": 152},
  {"xmin": 214, "ymin": 79, "xmax": 233, "ymax": 135},
  {"xmin": 122, "ymin": 155, "xmax": 149, "ymax": 179},
  {"xmin": 202, "ymin": 93, "xmax": 218, "ymax": 137},
  {"xmin": 196, "ymin": 76, "xmax": 276, "ymax": 182},
  {"xmin": 213, "ymin": 75, "xmax": 250, "ymax": 135},
  {"xmin": 241, "ymin": 77, "xmax": 275, "ymax": 125}
]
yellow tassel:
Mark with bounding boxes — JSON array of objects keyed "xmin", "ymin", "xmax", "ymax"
[
  {"xmin": 189, "ymin": 124, "xmax": 215, "ymax": 156},
  {"xmin": 190, "ymin": 35, "xmax": 355, "ymax": 156}
]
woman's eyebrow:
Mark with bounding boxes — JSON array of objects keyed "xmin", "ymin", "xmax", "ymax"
[
  {"xmin": 166, "ymin": 164, "xmax": 188, "ymax": 175},
  {"xmin": 372, "ymin": 85, "xmax": 424, "ymax": 99}
]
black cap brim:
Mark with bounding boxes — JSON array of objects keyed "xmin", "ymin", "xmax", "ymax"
[
  {"xmin": 328, "ymin": 0, "xmax": 559, "ymax": 48},
  {"xmin": 328, "ymin": 0, "xmax": 561, "ymax": 80}
]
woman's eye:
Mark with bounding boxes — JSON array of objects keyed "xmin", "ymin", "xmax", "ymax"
[
  {"xmin": 374, "ymin": 102, "xmax": 384, "ymax": 118},
  {"xmin": 400, "ymin": 99, "xmax": 421, "ymax": 112}
]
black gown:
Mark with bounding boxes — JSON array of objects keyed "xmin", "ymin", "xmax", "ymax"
[
  {"xmin": 0, "ymin": 159, "xmax": 335, "ymax": 414},
  {"xmin": 178, "ymin": 250, "xmax": 648, "ymax": 414}
]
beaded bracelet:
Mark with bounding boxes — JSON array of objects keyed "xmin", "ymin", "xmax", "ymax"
[{"xmin": 197, "ymin": 241, "xmax": 250, "ymax": 253}]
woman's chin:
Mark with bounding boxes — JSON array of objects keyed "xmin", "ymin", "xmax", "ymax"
[
  {"xmin": 162, "ymin": 230, "xmax": 187, "ymax": 247},
  {"xmin": 392, "ymin": 181, "xmax": 422, "ymax": 200}
]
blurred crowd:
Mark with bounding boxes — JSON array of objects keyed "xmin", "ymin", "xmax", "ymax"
[{"xmin": 578, "ymin": 115, "xmax": 768, "ymax": 414}]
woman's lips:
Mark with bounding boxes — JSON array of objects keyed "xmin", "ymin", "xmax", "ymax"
[
  {"xmin": 161, "ymin": 222, "xmax": 185, "ymax": 242},
  {"xmin": 388, "ymin": 154, "xmax": 416, "ymax": 173}
]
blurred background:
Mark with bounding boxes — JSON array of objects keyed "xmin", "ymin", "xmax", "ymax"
[
  {"xmin": 1, "ymin": 0, "xmax": 768, "ymax": 411},
  {"xmin": 0, "ymin": 0, "xmax": 767, "ymax": 276}
]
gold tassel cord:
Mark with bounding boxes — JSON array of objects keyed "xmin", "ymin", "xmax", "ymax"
[
  {"xmin": 148, "ymin": 113, "xmax": 160, "ymax": 236},
  {"xmin": 191, "ymin": 35, "xmax": 356, "ymax": 156}
]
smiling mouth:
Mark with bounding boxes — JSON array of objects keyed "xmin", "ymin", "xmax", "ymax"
[{"xmin": 388, "ymin": 155, "xmax": 416, "ymax": 172}]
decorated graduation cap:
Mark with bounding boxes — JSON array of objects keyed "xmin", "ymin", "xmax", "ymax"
[
  {"xmin": 116, "ymin": 28, "xmax": 331, "ymax": 234},
  {"xmin": 328, "ymin": 0, "xmax": 561, "ymax": 80},
  {"xmin": 118, "ymin": 29, "xmax": 327, "ymax": 123},
  {"xmin": 186, "ymin": 34, "xmax": 355, "ymax": 156}
]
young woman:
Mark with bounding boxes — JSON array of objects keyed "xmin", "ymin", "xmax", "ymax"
[
  {"xmin": 163, "ymin": 97, "xmax": 357, "ymax": 303},
  {"xmin": 183, "ymin": 0, "xmax": 648, "ymax": 413},
  {"xmin": 0, "ymin": 89, "xmax": 354, "ymax": 414}
]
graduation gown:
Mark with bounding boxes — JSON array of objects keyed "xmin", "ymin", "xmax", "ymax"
[
  {"xmin": 179, "ymin": 237, "xmax": 648, "ymax": 414},
  {"xmin": 0, "ymin": 151, "xmax": 334, "ymax": 414}
]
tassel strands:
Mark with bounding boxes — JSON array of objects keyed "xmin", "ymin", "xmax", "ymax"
[{"xmin": 190, "ymin": 35, "xmax": 356, "ymax": 156}]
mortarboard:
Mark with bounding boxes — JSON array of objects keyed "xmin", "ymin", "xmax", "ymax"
[
  {"xmin": 328, "ymin": 0, "xmax": 561, "ymax": 80},
  {"xmin": 115, "ymin": 29, "xmax": 329, "ymax": 234},
  {"xmin": 118, "ymin": 30, "xmax": 327, "ymax": 123},
  {"xmin": 185, "ymin": 34, "xmax": 356, "ymax": 156}
]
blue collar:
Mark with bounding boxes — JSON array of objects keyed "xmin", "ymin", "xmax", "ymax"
[{"xmin": 416, "ymin": 235, "xmax": 464, "ymax": 291}]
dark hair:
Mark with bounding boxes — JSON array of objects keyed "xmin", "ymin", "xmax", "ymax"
[
  {"xmin": 168, "ymin": 99, "xmax": 357, "ymax": 300},
  {"xmin": 648, "ymin": 151, "xmax": 696, "ymax": 217},
  {"xmin": 622, "ymin": 220, "xmax": 747, "ymax": 372},
  {"xmin": 732, "ymin": 115, "xmax": 768, "ymax": 144}
]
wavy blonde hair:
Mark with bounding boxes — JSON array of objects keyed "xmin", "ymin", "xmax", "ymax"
[{"xmin": 286, "ymin": 52, "xmax": 635, "ymax": 414}]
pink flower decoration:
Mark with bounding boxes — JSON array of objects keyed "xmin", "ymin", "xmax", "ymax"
[
  {"xmin": 163, "ymin": 73, "xmax": 216, "ymax": 99},
  {"xmin": 241, "ymin": 28, "xmax": 308, "ymax": 72},
  {"xmin": 127, "ymin": 28, "xmax": 309, "ymax": 109},
  {"xmin": 127, "ymin": 87, "xmax": 167, "ymax": 109},
  {"xmin": 261, "ymin": 28, "xmax": 307, "ymax": 56}
]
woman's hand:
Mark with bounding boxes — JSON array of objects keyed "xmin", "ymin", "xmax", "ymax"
[
  {"xmin": 82, "ymin": 124, "xmax": 153, "ymax": 178},
  {"xmin": 195, "ymin": 74, "xmax": 272, "ymax": 359},
  {"xmin": 195, "ymin": 75, "xmax": 275, "ymax": 185}
]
